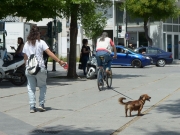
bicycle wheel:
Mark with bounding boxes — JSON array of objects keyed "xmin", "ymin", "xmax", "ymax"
[
  {"xmin": 106, "ymin": 69, "xmax": 112, "ymax": 88},
  {"xmin": 97, "ymin": 68, "xmax": 104, "ymax": 91}
]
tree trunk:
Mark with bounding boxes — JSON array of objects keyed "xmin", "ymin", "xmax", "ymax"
[
  {"xmin": 67, "ymin": 4, "xmax": 79, "ymax": 78},
  {"xmin": 144, "ymin": 19, "xmax": 153, "ymax": 46},
  {"xmin": 92, "ymin": 38, "xmax": 97, "ymax": 52}
]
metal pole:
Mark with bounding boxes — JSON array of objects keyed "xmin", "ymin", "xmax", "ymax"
[
  {"xmin": 117, "ymin": 25, "xmax": 118, "ymax": 45},
  {"xmin": 125, "ymin": 4, "xmax": 128, "ymax": 47},
  {"xmin": 52, "ymin": 18, "xmax": 56, "ymax": 71},
  {"xmin": 113, "ymin": 0, "xmax": 115, "ymax": 44}
]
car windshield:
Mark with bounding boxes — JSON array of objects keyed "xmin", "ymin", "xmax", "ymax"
[{"xmin": 124, "ymin": 46, "xmax": 137, "ymax": 53}]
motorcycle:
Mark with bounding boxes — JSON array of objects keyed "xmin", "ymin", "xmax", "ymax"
[
  {"xmin": 0, "ymin": 48, "xmax": 27, "ymax": 86},
  {"xmin": 86, "ymin": 54, "xmax": 98, "ymax": 79}
]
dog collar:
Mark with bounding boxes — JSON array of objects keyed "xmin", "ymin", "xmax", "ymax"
[{"xmin": 140, "ymin": 100, "xmax": 145, "ymax": 104}]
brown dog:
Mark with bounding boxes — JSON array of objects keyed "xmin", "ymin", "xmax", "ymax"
[{"xmin": 119, "ymin": 94, "xmax": 151, "ymax": 117}]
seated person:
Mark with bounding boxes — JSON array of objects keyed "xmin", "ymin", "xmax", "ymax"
[{"xmin": 11, "ymin": 37, "xmax": 24, "ymax": 58}]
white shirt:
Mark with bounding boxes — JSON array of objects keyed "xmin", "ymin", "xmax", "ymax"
[
  {"xmin": 96, "ymin": 37, "xmax": 114, "ymax": 53},
  {"xmin": 22, "ymin": 40, "xmax": 49, "ymax": 68}
]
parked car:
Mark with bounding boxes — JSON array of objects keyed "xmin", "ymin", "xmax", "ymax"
[
  {"xmin": 134, "ymin": 46, "xmax": 173, "ymax": 67},
  {"xmin": 111, "ymin": 45, "xmax": 152, "ymax": 68}
]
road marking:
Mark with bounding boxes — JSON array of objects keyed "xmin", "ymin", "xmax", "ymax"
[{"xmin": 111, "ymin": 87, "xmax": 180, "ymax": 135}]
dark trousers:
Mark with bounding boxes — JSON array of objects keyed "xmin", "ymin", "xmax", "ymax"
[
  {"xmin": 44, "ymin": 56, "xmax": 49, "ymax": 69},
  {"xmin": 82, "ymin": 56, "xmax": 89, "ymax": 75}
]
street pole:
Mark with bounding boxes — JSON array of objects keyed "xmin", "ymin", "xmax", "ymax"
[
  {"xmin": 125, "ymin": 4, "xmax": 128, "ymax": 47},
  {"xmin": 113, "ymin": 0, "xmax": 115, "ymax": 44},
  {"xmin": 52, "ymin": 17, "xmax": 56, "ymax": 71},
  {"xmin": 117, "ymin": 25, "xmax": 118, "ymax": 45}
]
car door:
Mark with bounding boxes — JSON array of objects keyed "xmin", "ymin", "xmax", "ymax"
[
  {"xmin": 120, "ymin": 49, "xmax": 132, "ymax": 65},
  {"xmin": 111, "ymin": 47, "xmax": 131, "ymax": 65},
  {"xmin": 146, "ymin": 47, "xmax": 158, "ymax": 63},
  {"xmin": 111, "ymin": 47, "xmax": 123, "ymax": 65}
]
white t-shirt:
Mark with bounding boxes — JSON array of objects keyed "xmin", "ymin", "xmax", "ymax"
[
  {"xmin": 22, "ymin": 40, "xmax": 49, "ymax": 68},
  {"xmin": 96, "ymin": 37, "xmax": 114, "ymax": 53}
]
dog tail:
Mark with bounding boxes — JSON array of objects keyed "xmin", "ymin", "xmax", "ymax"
[{"xmin": 118, "ymin": 97, "xmax": 126, "ymax": 105}]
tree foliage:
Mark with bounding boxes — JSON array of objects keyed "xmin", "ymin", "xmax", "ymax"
[
  {"xmin": 121, "ymin": 0, "xmax": 180, "ymax": 45},
  {"xmin": 0, "ymin": 0, "xmax": 63, "ymax": 21}
]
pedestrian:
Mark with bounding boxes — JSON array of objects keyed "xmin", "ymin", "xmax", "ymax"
[
  {"xmin": 81, "ymin": 39, "xmax": 91, "ymax": 75},
  {"xmin": 22, "ymin": 25, "xmax": 66, "ymax": 113},
  {"xmin": 128, "ymin": 43, "xmax": 134, "ymax": 50},
  {"xmin": 11, "ymin": 37, "xmax": 24, "ymax": 58},
  {"xmin": 43, "ymin": 51, "xmax": 49, "ymax": 69}
]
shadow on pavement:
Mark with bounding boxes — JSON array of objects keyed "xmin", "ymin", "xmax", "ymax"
[
  {"xmin": 0, "ymin": 80, "xmax": 26, "ymax": 88},
  {"xmin": 140, "ymin": 126, "xmax": 180, "ymax": 135},
  {"xmin": 148, "ymin": 131, "xmax": 180, "ymax": 135},
  {"xmin": 156, "ymin": 99, "xmax": 180, "ymax": 118},
  {"xmin": 28, "ymin": 125, "xmax": 113, "ymax": 135},
  {"xmin": 113, "ymin": 74, "xmax": 145, "ymax": 79},
  {"xmin": 111, "ymin": 66, "xmax": 153, "ymax": 69}
]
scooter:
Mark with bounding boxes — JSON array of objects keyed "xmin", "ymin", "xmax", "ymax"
[
  {"xmin": 86, "ymin": 54, "xmax": 98, "ymax": 79},
  {"xmin": 0, "ymin": 48, "xmax": 27, "ymax": 86}
]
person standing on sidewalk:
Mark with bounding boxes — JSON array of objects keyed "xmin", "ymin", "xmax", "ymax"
[
  {"xmin": 81, "ymin": 39, "xmax": 91, "ymax": 75},
  {"xmin": 23, "ymin": 25, "xmax": 66, "ymax": 113}
]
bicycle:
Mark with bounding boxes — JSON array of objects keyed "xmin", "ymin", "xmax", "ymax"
[{"xmin": 97, "ymin": 56, "xmax": 112, "ymax": 91}]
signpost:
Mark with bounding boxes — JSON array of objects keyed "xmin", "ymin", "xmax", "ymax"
[{"xmin": 125, "ymin": 33, "xmax": 129, "ymax": 47}]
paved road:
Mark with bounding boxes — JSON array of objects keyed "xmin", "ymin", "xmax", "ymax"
[{"xmin": 0, "ymin": 64, "xmax": 180, "ymax": 135}]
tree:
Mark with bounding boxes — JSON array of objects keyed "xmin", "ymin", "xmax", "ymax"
[
  {"xmin": 55, "ymin": 0, "xmax": 111, "ymax": 78},
  {"xmin": 0, "ymin": 0, "xmax": 63, "ymax": 21},
  {"xmin": 81, "ymin": 11, "xmax": 107, "ymax": 50},
  {"xmin": 121, "ymin": 0, "xmax": 180, "ymax": 46},
  {"xmin": 0, "ymin": 0, "xmax": 111, "ymax": 78}
]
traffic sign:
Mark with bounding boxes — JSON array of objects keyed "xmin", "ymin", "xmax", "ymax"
[{"xmin": 125, "ymin": 33, "xmax": 129, "ymax": 40}]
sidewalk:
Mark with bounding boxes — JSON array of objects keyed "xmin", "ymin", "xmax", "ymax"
[
  {"xmin": 172, "ymin": 59, "xmax": 180, "ymax": 64},
  {"xmin": 0, "ymin": 64, "xmax": 180, "ymax": 135}
]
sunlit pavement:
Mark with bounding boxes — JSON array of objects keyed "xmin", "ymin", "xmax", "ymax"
[{"xmin": 0, "ymin": 63, "xmax": 180, "ymax": 135}]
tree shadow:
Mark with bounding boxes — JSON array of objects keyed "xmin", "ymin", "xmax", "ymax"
[
  {"xmin": 37, "ymin": 107, "xmax": 74, "ymax": 112},
  {"xmin": 0, "ymin": 80, "xmax": 26, "ymax": 88},
  {"xmin": 113, "ymin": 74, "xmax": 145, "ymax": 79},
  {"xmin": 47, "ymin": 76, "xmax": 87, "ymax": 86},
  {"xmin": 156, "ymin": 99, "xmax": 180, "ymax": 118},
  {"xmin": 138, "ymin": 126, "xmax": 180, "ymax": 135},
  {"xmin": 111, "ymin": 66, "xmax": 153, "ymax": 69},
  {"xmin": 28, "ymin": 125, "xmax": 114, "ymax": 135}
]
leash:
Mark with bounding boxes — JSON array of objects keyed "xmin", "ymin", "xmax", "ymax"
[{"xmin": 110, "ymin": 88, "xmax": 134, "ymax": 100}]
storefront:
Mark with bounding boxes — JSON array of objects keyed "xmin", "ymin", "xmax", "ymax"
[{"xmin": 162, "ymin": 18, "xmax": 180, "ymax": 59}]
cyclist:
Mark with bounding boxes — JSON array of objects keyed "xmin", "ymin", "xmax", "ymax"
[{"xmin": 96, "ymin": 32, "xmax": 117, "ymax": 76}]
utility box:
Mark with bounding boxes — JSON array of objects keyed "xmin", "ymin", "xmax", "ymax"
[{"xmin": 5, "ymin": 22, "xmax": 33, "ymax": 53}]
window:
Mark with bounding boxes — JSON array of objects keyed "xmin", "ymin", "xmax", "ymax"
[
  {"xmin": 167, "ymin": 25, "xmax": 172, "ymax": 32},
  {"xmin": 147, "ymin": 48, "xmax": 158, "ymax": 54},
  {"xmin": 173, "ymin": 25, "xmax": 178, "ymax": 32},
  {"xmin": 116, "ymin": 48, "xmax": 122, "ymax": 53},
  {"xmin": 138, "ymin": 48, "xmax": 146, "ymax": 54}
]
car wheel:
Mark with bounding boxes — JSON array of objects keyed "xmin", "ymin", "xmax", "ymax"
[
  {"xmin": 132, "ymin": 59, "xmax": 142, "ymax": 68},
  {"xmin": 156, "ymin": 59, "xmax": 165, "ymax": 67}
]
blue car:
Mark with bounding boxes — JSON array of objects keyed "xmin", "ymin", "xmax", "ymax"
[
  {"xmin": 111, "ymin": 45, "xmax": 152, "ymax": 68},
  {"xmin": 134, "ymin": 46, "xmax": 173, "ymax": 67}
]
